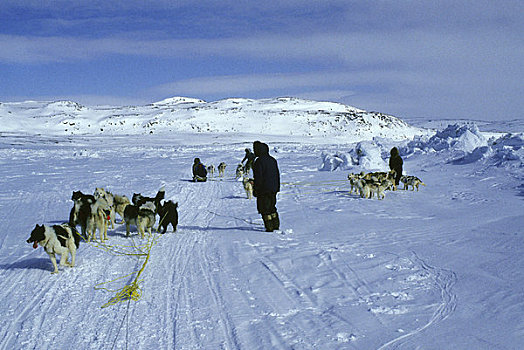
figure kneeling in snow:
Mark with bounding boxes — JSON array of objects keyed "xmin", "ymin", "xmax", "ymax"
[{"xmin": 192, "ymin": 158, "xmax": 208, "ymax": 182}]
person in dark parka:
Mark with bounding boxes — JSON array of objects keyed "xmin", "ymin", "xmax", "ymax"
[
  {"xmin": 252, "ymin": 141, "xmax": 280, "ymax": 232},
  {"xmin": 389, "ymin": 147, "xmax": 403, "ymax": 187},
  {"xmin": 192, "ymin": 157, "xmax": 208, "ymax": 182},
  {"xmin": 241, "ymin": 148, "xmax": 256, "ymax": 173}
]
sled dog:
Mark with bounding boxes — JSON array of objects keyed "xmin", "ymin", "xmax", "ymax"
[
  {"xmin": 69, "ymin": 191, "xmax": 95, "ymax": 238},
  {"xmin": 207, "ymin": 165, "xmax": 215, "ymax": 177},
  {"xmin": 353, "ymin": 178, "xmax": 370, "ymax": 198},
  {"xmin": 347, "ymin": 172, "xmax": 364, "ymax": 194},
  {"xmin": 157, "ymin": 200, "xmax": 179, "ymax": 234},
  {"xmin": 94, "ymin": 187, "xmax": 116, "ymax": 229},
  {"xmin": 125, "ymin": 202, "xmax": 156, "ymax": 238},
  {"xmin": 366, "ymin": 178, "xmax": 394, "ymax": 199},
  {"xmin": 400, "ymin": 175, "xmax": 426, "ymax": 191},
  {"xmin": 87, "ymin": 197, "xmax": 111, "ymax": 242},
  {"xmin": 242, "ymin": 175, "xmax": 254, "ymax": 199},
  {"xmin": 113, "ymin": 194, "xmax": 131, "ymax": 222},
  {"xmin": 132, "ymin": 186, "xmax": 165, "ymax": 214},
  {"xmin": 235, "ymin": 164, "xmax": 244, "ymax": 179},
  {"xmin": 27, "ymin": 224, "xmax": 80, "ymax": 274},
  {"xmin": 218, "ymin": 162, "xmax": 227, "ymax": 177}
]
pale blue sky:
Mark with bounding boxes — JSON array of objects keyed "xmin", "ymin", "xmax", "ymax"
[{"xmin": 0, "ymin": 0, "xmax": 522, "ymax": 121}]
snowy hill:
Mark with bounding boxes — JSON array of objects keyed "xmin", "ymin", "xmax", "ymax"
[{"xmin": 0, "ymin": 97, "xmax": 429, "ymax": 141}]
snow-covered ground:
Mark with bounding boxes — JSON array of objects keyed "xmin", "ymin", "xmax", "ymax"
[{"xmin": 0, "ymin": 107, "xmax": 523, "ymax": 349}]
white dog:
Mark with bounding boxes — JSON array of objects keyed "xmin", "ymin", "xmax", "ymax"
[
  {"xmin": 218, "ymin": 162, "xmax": 227, "ymax": 177},
  {"xmin": 87, "ymin": 197, "xmax": 111, "ymax": 242},
  {"xmin": 94, "ymin": 187, "xmax": 116, "ymax": 229},
  {"xmin": 242, "ymin": 175, "xmax": 254, "ymax": 199},
  {"xmin": 207, "ymin": 165, "xmax": 215, "ymax": 178}
]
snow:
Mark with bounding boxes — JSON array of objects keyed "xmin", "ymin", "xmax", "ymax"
[
  {"xmin": 0, "ymin": 97, "xmax": 429, "ymax": 142},
  {"xmin": 152, "ymin": 97, "xmax": 207, "ymax": 106},
  {"xmin": 319, "ymin": 141, "xmax": 388, "ymax": 172},
  {"xmin": 0, "ymin": 98, "xmax": 523, "ymax": 349}
]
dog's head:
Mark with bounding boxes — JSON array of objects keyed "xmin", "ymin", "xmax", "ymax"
[
  {"xmin": 155, "ymin": 187, "xmax": 166, "ymax": 202},
  {"xmin": 71, "ymin": 191, "xmax": 83, "ymax": 201},
  {"xmin": 132, "ymin": 193, "xmax": 143, "ymax": 205},
  {"xmin": 27, "ymin": 224, "xmax": 46, "ymax": 249},
  {"xmin": 159, "ymin": 200, "xmax": 178, "ymax": 215},
  {"xmin": 94, "ymin": 187, "xmax": 106, "ymax": 200},
  {"xmin": 166, "ymin": 200, "xmax": 178, "ymax": 210}
]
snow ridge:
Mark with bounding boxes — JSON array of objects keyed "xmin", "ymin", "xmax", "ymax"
[{"xmin": 0, "ymin": 96, "xmax": 428, "ymax": 141}]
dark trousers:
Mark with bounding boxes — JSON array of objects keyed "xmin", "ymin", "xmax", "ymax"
[
  {"xmin": 256, "ymin": 193, "xmax": 277, "ymax": 215},
  {"xmin": 394, "ymin": 167, "xmax": 402, "ymax": 186}
]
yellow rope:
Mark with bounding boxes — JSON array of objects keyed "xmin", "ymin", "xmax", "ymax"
[
  {"xmin": 97, "ymin": 232, "xmax": 159, "ymax": 308},
  {"xmin": 72, "ymin": 226, "xmax": 159, "ymax": 308}
]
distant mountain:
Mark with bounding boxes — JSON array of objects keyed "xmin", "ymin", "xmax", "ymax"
[{"xmin": 0, "ymin": 97, "xmax": 430, "ymax": 141}]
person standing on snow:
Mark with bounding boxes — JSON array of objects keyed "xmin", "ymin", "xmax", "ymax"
[
  {"xmin": 241, "ymin": 148, "xmax": 256, "ymax": 174},
  {"xmin": 389, "ymin": 147, "xmax": 403, "ymax": 187},
  {"xmin": 252, "ymin": 141, "xmax": 280, "ymax": 232}
]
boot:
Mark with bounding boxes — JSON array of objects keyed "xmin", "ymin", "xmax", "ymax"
[
  {"xmin": 270, "ymin": 212, "xmax": 279, "ymax": 231},
  {"xmin": 263, "ymin": 214, "xmax": 273, "ymax": 232}
]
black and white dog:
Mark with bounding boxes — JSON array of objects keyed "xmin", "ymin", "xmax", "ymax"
[
  {"xmin": 157, "ymin": 200, "xmax": 179, "ymax": 234},
  {"xmin": 125, "ymin": 187, "xmax": 165, "ymax": 238},
  {"xmin": 26, "ymin": 224, "xmax": 81, "ymax": 274},
  {"xmin": 69, "ymin": 191, "xmax": 95, "ymax": 238},
  {"xmin": 124, "ymin": 202, "xmax": 156, "ymax": 238},
  {"xmin": 131, "ymin": 186, "xmax": 165, "ymax": 212}
]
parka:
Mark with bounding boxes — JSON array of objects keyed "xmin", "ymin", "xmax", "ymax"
[{"xmin": 252, "ymin": 141, "xmax": 280, "ymax": 196}]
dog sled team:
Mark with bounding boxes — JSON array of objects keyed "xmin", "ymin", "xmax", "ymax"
[
  {"xmin": 347, "ymin": 147, "xmax": 425, "ymax": 200},
  {"xmin": 68, "ymin": 186, "xmax": 178, "ymax": 242},
  {"xmin": 28, "ymin": 185, "xmax": 179, "ymax": 273}
]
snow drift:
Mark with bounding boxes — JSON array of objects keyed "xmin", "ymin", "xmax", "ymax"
[
  {"xmin": 318, "ymin": 123, "xmax": 524, "ymax": 172},
  {"xmin": 319, "ymin": 141, "xmax": 387, "ymax": 172}
]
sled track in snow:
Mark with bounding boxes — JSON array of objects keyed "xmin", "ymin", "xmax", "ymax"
[
  {"xmin": 168, "ymin": 178, "xmax": 244, "ymax": 349},
  {"xmin": 377, "ymin": 252, "xmax": 457, "ymax": 349},
  {"xmin": 198, "ymin": 240, "xmax": 242, "ymax": 349}
]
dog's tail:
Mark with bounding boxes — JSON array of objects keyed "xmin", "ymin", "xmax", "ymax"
[{"xmin": 156, "ymin": 186, "xmax": 166, "ymax": 201}]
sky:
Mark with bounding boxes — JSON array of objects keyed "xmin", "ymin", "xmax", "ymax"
[{"xmin": 0, "ymin": 0, "xmax": 523, "ymax": 122}]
